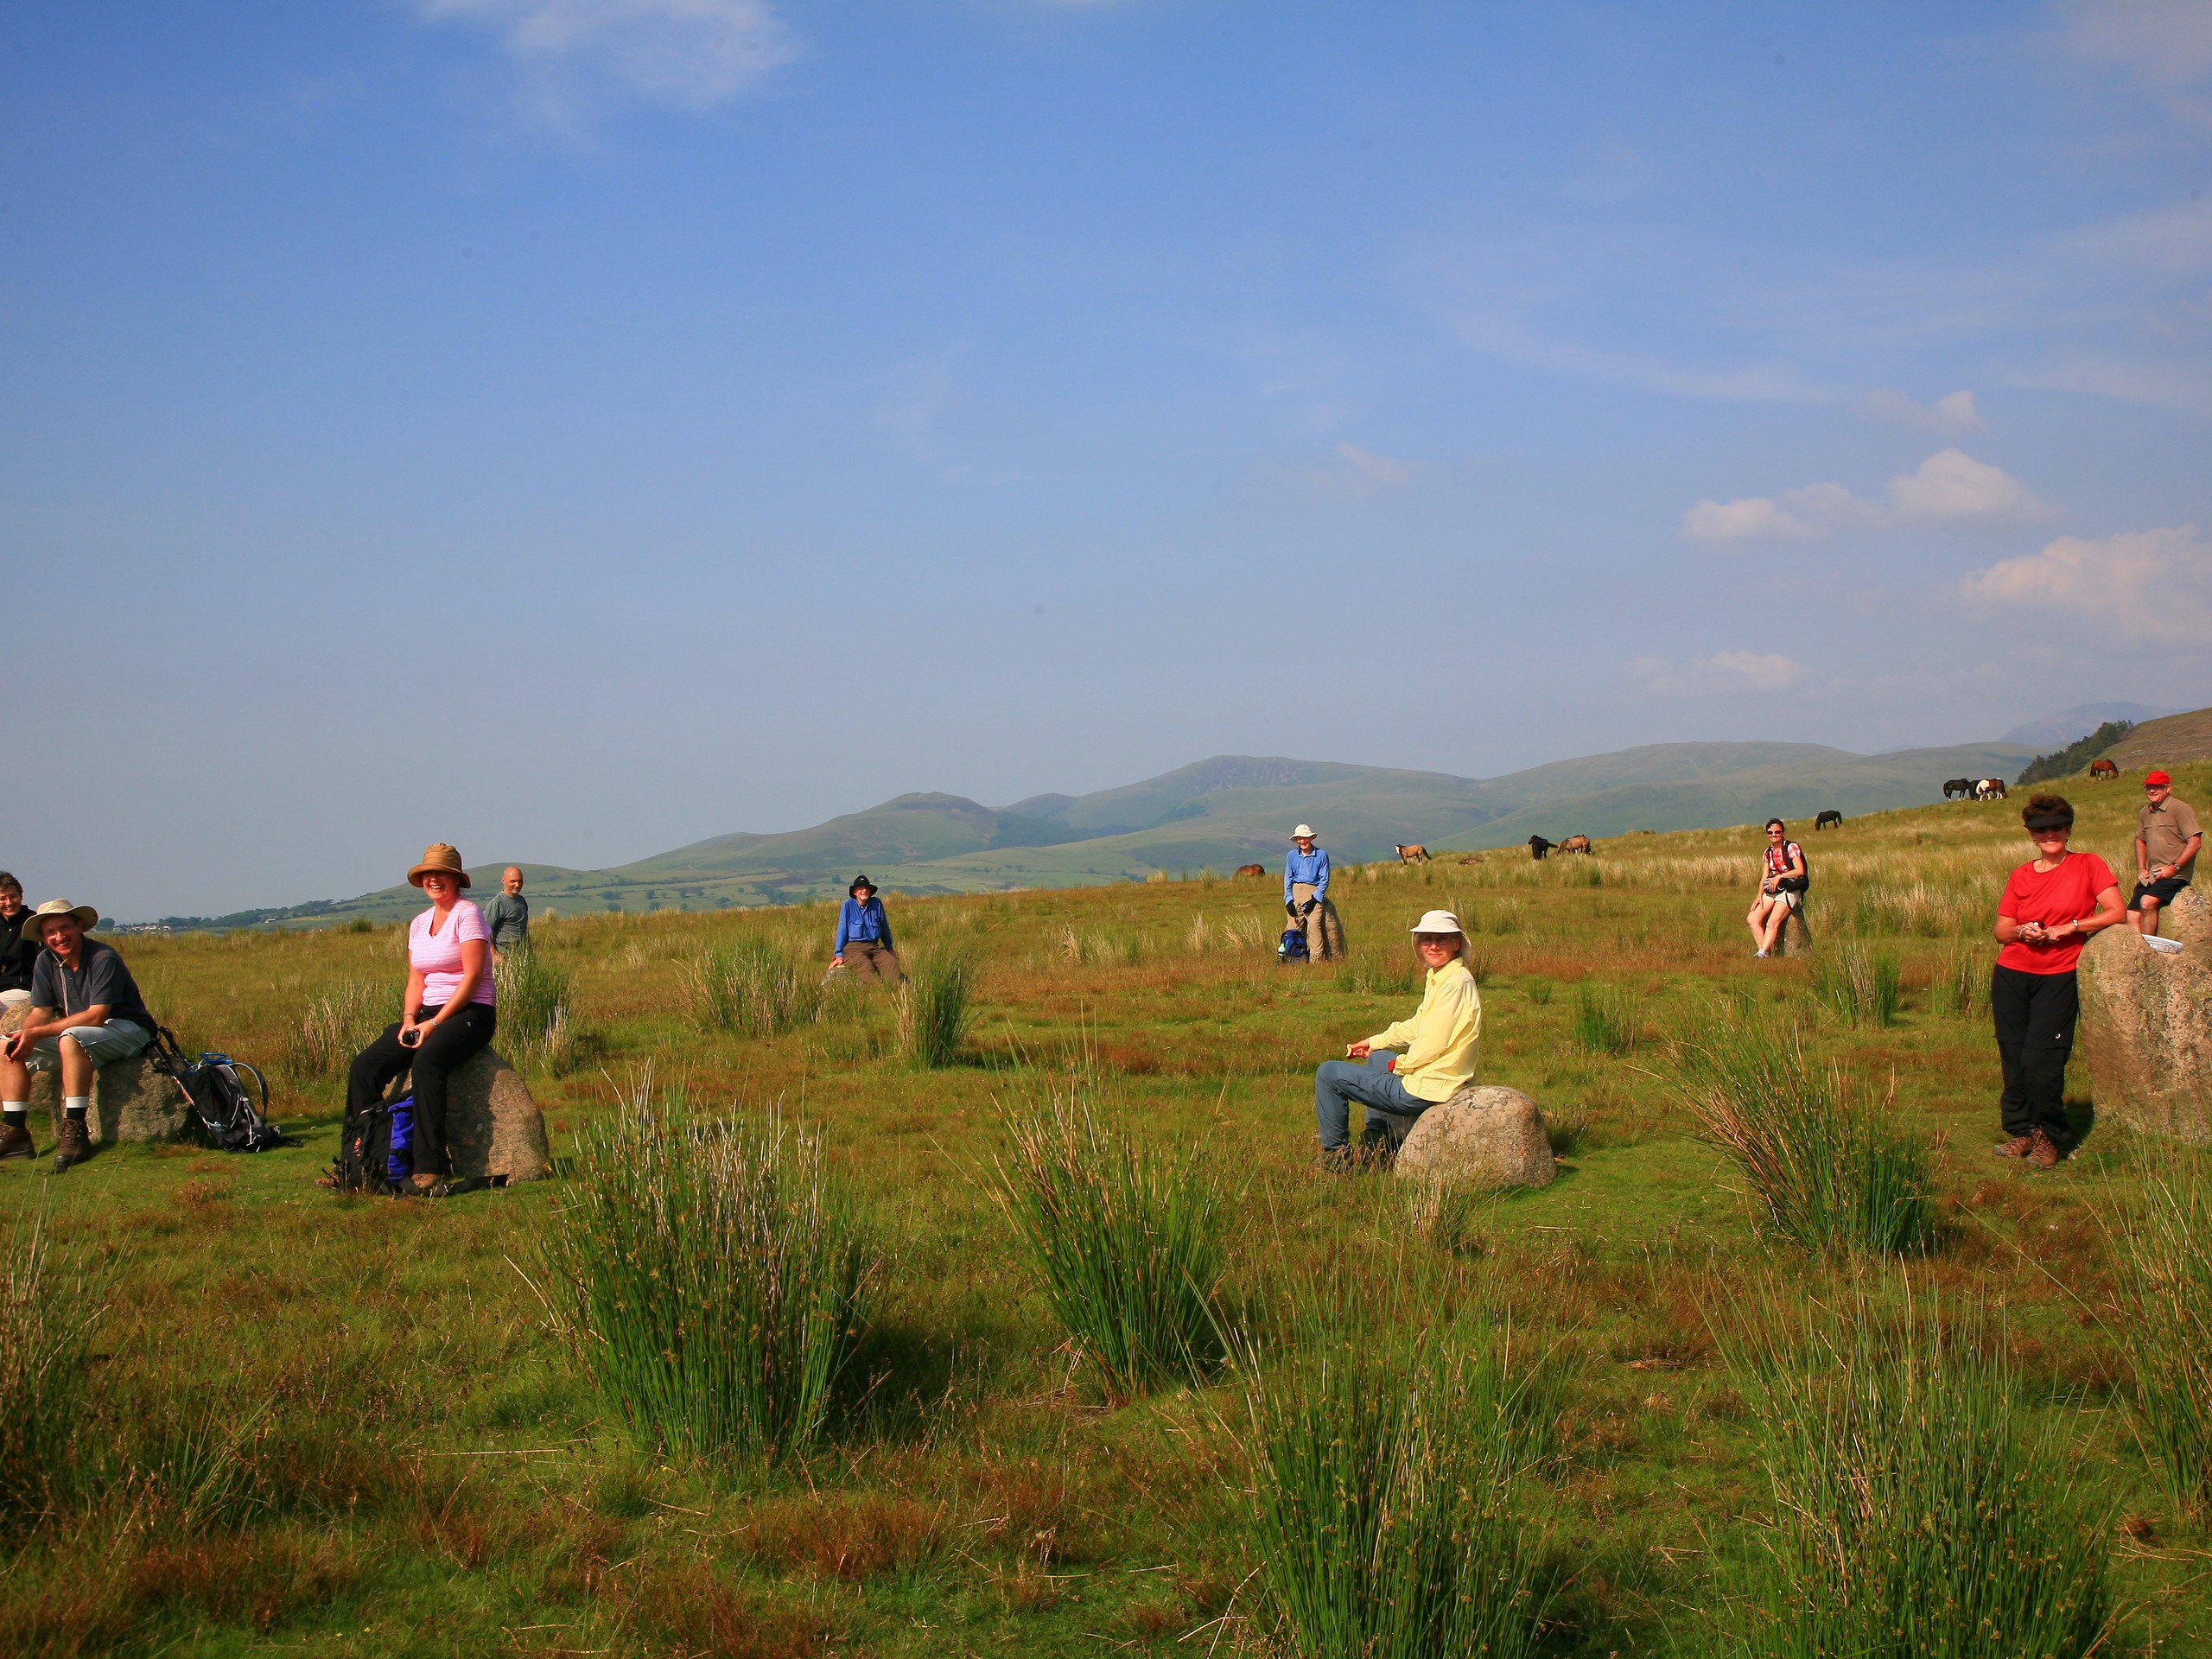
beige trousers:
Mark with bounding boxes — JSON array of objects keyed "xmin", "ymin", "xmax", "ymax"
[
  {"xmin": 1290, "ymin": 883, "xmax": 1342, "ymax": 961},
  {"xmin": 842, "ymin": 938, "xmax": 905, "ymax": 985}
]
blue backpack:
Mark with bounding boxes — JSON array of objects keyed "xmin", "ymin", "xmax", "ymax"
[{"xmin": 1278, "ymin": 925, "xmax": 1310, "ymax": 964}]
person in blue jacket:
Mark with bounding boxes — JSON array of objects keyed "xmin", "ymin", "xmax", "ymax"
[
  {"xmin": 831, "ymin": 874, "xmax": 903, "ymax": 984},
  {"xmin": 1283, "ymin": 823, "xmax": 1341, "ymax": 962}
]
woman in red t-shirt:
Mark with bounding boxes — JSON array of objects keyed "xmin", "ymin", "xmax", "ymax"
[{"xmin": 1991, "ymin": 794, "xmax": 2124, "ymax": 1169}]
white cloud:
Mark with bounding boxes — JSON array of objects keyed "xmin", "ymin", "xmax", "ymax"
[
  {"xmin": 1335, "ymin": 443, "xmax": 1410, "ymax": 488},
  {"xmin": 1682, "ymin": 449, "xmax": 2050, "ymax": 543},
  {"xmin": 418, "ymin": 0, "xmax": 796, "ymax": 118},
  {"xmin": 1885, "ymin": 448, "xmax": 2051, "ymax": 524},
  {"xmin": 1865, "ymin": 388, "xmax": 1986, "ymax": 433},
  {"xmin": 1961, "ymin": 524, "xmax": 2212, "ymax": 643},
  {"xmin": 1628, "ymin": 651, "xmax": 1810, "ymax": 695}
]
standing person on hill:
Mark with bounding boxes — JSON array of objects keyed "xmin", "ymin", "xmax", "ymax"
[
  {"xmin": 482, "ymin": 866, "xmax": 531, "ymax": 960},
  {"xmin": 1991, "ymin": 795, "xmax": 2125, "ymax": 1170},
  {"xmin": 0, "ymin": 899, "xmax": 159, "ymax": 1171},
  {"xmin": 343, "ymin": 844, "xmax": 497, "ymax": 1196},
  {"xmin": 1310, "ymin": 910, "xmax": 1482, "ymax": 1169},
  {"xmin": 0, "ymin": 874, "xmax": 37, "ymax": 1009},
  {"xmin": 2130, "ymin": 771, "xmax": 2202, "ymax": 938},
  {"xmin": 1747, "ymin": 819, "xmax": 1808, "ymax": 957},
  {"xmin": 831, "ymin": 874, "xmax": 903, "ymax": 984},
  {"xmin": 1283, "ymin": 824, "xmax": 1336, "ymax": 963}
]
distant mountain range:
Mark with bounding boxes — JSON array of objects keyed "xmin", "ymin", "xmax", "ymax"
[{"xmin": 150, "ymin": 704, "xmax": 2209, "ymax": 930}]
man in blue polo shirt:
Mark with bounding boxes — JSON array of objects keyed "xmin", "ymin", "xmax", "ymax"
[
  {"xmin": 831, "ymin": 874, "xmax": 903, "ymax": 984},
  {"xmin": 1283, "ymin": 824, "xmax": 1338, "ymax": 963}
]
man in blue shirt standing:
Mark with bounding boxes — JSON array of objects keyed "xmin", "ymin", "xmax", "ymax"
[
  {"xmin": 831, "ymin": 874, "xmax": 903, "ymax": 984},
  {"xmin": 1283, "ymin": 824, "xmax": 1341, "ymax": 962}
]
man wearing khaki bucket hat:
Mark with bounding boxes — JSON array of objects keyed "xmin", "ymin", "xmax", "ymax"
[{"xmin": 0, "ymin": 899, "xmax": 161, "ymax": 1171}]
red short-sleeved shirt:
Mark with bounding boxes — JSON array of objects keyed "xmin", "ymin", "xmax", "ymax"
[{"xmin": 1996, "ymin": 853, "xmax": 2118, "ymax": 974}]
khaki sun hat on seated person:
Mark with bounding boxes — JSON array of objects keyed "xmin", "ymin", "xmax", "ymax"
[
  {"xmin": 20, "ymin": 899, "xmax": 99, "ymax": 940},
  {"xmin": 408, "ymin": 843, "xmax": 472, "ymax": 889},
  {"xmin": 1293, "ymin": 823, "xmax": 1316, "ymax": 839},
  {"xmin": 1409, "ymin": 909, "xmax": 1465, "ymax": 937}
]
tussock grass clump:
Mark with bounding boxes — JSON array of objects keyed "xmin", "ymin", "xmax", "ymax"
[
  {"xmin": 1332, "ymin": 949, "xmax": 1421, "ymax": 997},
  {"xmin": 1572, "ymin": 980, "xmax": 1637, "ymax": 1054},
  {"xmin": 1930, "ymin": 943, "xmax": 1990, "ymax": 1020},
  {"xmin": 0, "ymin": 1204, "xmax": 109, "ymax": 1529},
  {"xmin": 1686, "ymin": 1020, "xmax": 1935, "ymax": 1255},
  {"xmin": 540, "ymin": 1082, "xmax": 873, "ymax": 1464},
  {"xmin": 1728, "ymin": 1287, "xmax": 2110, "ymax": 1657},
  {"xmin": 493, "ymin": 946, "xmax": 578, "ymax": 1075},
  {"xmin": 1242, "ymin": 1285, "xmax": 1557, "ymax": 1659},
  {"xmin": 989, "ymin": 1091, "xmax": 1225, "ymax": 1396},
  {"xmin": 2112, "ymin": 1161, "xmax": 2212, "ymax": 1524},
  {"xmin": 1849, "ymin": 880, "xmax": 1984, "ymax": 938},
  {"xmin": 684, "ymin": 938, "xmax": 820, "ymax": 1039},
  {"xmin": 286, "ymin": 978, "xmax": 396, "ymax": 1079},
  {"xmin": 899, "ymin": 948, "xmax": 976, "ymax": 1068},
  {"xmin": 1812, "ymin": 942, "xmax": 1902, "ymax": 1028}
]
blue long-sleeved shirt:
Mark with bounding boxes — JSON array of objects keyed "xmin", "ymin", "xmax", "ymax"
[
  {"xmin": 1283, "ymin": 846, "xmax": 1331, "ymax": 905},
  {"xmin": 833, "ymin": 895, "xmax": 893, "ymax": 957}
]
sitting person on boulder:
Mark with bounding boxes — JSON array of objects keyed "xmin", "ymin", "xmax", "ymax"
[
  {"xmin": 1991, "ymin": 795, "xmax": 2124, "ymax": 1171},
  {"xmin": 0, "ymin": 899, "xmax": 158, "ymax": 1172},
  {"xmin": 344, "ymin": 844, "xmax": 497, "ymax": 1196},
  {"xmin": 0, "ymin": 874, "xmax": 37, "ymax": 1010},
  {"xmin": 1747, "ymin": 819, "xmax": 1806, "ymax": 957},
  {"xmin": 1311, "ymin": 910, "xmax": 1481, "ymax": 1170},
  {"xmin": 2130, "ymin": 771, "xmax": 2201, "ymax": 938},
  {"xmin": 830, "ymin": 874, "xmax": 903, "ymax": 984}
]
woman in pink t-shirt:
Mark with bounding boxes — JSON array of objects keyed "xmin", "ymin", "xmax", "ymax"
[
  {"xmin": 342, "ymin": 842, "xmax": 499, "ymax": 1195},
  {"xmin": 1990, "ymin": 794, "xmax": 2124, "ymax": 1170}
]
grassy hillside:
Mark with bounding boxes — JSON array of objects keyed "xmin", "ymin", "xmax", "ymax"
[
  {"xmin": 22, "ymin": 765, "xmax": 2212, "ymax": 1655},
  {"xmin": 2107, "ymin": 706, "xmax": 2212, "ymax": 772}
]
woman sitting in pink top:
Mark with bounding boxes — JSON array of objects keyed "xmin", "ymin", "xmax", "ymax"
[{"xmin": 344, "ymin": 842, "xmax": 498, "ymax": 1195}]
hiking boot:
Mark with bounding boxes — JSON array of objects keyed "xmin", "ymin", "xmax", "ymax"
[
  {"xmin": 2025, "ymin": 1128, "xmax": 2064, "ymax": 1171},
  {"xmin": 0, "ymin": 1120, "xmax": 33, "ymax": 1160},
  {"xmin": 1312, "ymin": 1147, "xmax": 1355, "ymax": 1175},
  {"xmin": 1993, "ymin": 1135, "xmax": 2033, "ymax": 1160},
  {"xmin": 52, "ymin": 1116, "xmax": 92, "ymax": 1173}
]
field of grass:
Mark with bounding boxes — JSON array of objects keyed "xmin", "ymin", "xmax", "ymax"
[{"xmin": 8, "ymin": 766, "xmax": 2212, "ymax": 1656}]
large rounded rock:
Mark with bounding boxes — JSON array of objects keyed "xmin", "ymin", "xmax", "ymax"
[
  {"xmin": 442, "ymin": 1048, "xmax": 551, "ymax": 1183},
  {"xmin": 27, "ymin": 1052, "xmax": 194, "ymax": 1145},
  {"xmin": 1394, "ymin": 1085, "xmax": 1557, "ymax": 1190},
  {"xmin": 1776, "ymin": 906, "xmax": 1815, "ymax": 957},
  {"xmin": 2079, "ymin": 887, "xmax": 2212, "ymax": 1145}
]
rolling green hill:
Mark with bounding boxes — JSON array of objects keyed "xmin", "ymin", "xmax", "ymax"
[{"xmin": 186, "ymin": 731, "xmax": 2059, "ymax": 928}]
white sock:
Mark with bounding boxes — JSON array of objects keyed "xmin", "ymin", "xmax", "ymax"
[
  {"xmin": 63, "ymin": 1096, "xmax": 88, "ymax": 1117},
  {"xmin": 2, "ymin": 1102, "xmax": 23, "ymax": 1117}
]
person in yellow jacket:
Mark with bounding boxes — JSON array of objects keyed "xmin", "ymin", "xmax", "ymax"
[{"xmin": 1311, "ymin": 909, "xmax": 1481, "ymax": 1169}]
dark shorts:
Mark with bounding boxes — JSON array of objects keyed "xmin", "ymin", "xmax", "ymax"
[{"xmin": 2132, "ymin": 876, "xmax": 2190, "ymax": 909}]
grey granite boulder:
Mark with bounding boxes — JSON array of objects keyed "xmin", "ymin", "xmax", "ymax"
[
  {"xmin": 442, "ymin": 1048, "xmax": 552, "ymax": 1183},
  {"xmin": 2079, "ymin": 887, "xmax": 2212, "ymax": 1145},
  {"xmin": 26, "ymin": 1052, "xmax": 194, "ymax": 1145},
  {"xmin": 1395, "ymin": 1084, "xmax": 1557, "ymax": 1190}
]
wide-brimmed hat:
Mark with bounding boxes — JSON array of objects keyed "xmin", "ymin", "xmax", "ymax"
[
  {"xmin": 1408, "ymin": 909, "xmax": 1465, "ymax": 937},
  {"xmin": 408, "ymin": 843, "xmax": 472, "ymax": 889},
  {"xmin": 1292, "ymin": 823, "xmax": 1316, "ymax": 840},
  {"xmin": 2145, "ymin": 770, "xmax": 2173, "ymax": 787},
  {"xmin": 20, "ymin": 899, "xmax": 98, "ymax": 940},
  {"xmin": 849, "ymin": 874, "xmax": 878, "ymax": 896}
]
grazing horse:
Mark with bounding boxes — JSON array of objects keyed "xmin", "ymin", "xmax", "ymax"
[
  {"xmin": 1977, "ymin": 778, "xmax": 2008, "ymax": 802},
  {"xmin": 1558, "ymin": 834, "xmax": 1593, "ymax": 856},
  {"xmin": 2089, "ymin": 758, "xmax": 2119, "ymax": 780},
  {"xmin": 1815, "ymin": 810, "xmax": 1843, "ymax": 830},
  {"xmin": 1394, "ymin": 843, "xmax": 1431, "ymax": 865},
  {"xmin": 1528, "ymin": 835, "xmax": 1554, "ymax": 861},
  {"xmin": 1234, "ymin": 863, "xmax": 1266, "ymax": 879},
  {"xmin": 1944, "ymin": 778, "xmax": 1975, "ymax": 800}
]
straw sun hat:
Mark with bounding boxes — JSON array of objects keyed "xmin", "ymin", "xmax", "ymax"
[
  {"xmin": 1292, "ymin": 823, "xmax": 1316, "ymax": 839},
  {"xmin": 407, "ymin": 843, "xmax": 472, "ymax": 889},
  {"xmin": 19, "ymin": 899, "xmax": 99, "ymax": 940}
]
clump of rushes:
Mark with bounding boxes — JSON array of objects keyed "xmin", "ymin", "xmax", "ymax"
[
  {"xmin": 1686, "ymin": 1019, "xmax": 1936, "ymax": 1255},
  {"xmin": 1813, "ymin": 943, "xmax": 1903, "ymax": 1028},
  {"xmin": 2111, "ymin": 1161, "xmax": 2212, "ymax": 1524},
  {"xmin": 1572, "ymin": 980, "xmax": 1637, "ymax": 1054},
  {"xmin": 989, "ymin": 1090, "xmax": 1225, "ymax": 1396},
  {"xmin": 1726, "ymin": 1284, "xmax": 2110, "ymax": 1657},
  {"xmin": 899, "ymin": 947, "xmax": 976, "ymax": 1068},
  {"xmin": 1930, "ymin": 943, "xmax": 1990, "ymax": 1020},
  {"xmin": 493, "ymin": 945, "xmax": 577, "ymax": 1075},
  {"xmin": 288, "ymin": 977, "xmax": 396, "ymax": 1080},
  {"xmin": 540, "ymin": 1079, "xmax": 872, "ymax": 1464},
  {"xmin": 0, "ymin": 1203, "xmax": 109, "ymax": 1529},
  {"xmin": 1241, "ymin": 1281, "xmax": 1558, "ymax": 1659},
  {"xmin": 685, "ymin": 938, "xmax": 819, "ymax": 1039}
]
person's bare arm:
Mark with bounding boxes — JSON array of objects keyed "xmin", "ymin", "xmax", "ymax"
[
  {"xmin": 2152, "ymin": 834, "xmax": 2203, "ymax": 882},
  {"xmin": 2043, "ymin": 885, "xmax": 2127, "ymax": 943},
  {"xmin": 2138, "ymin": 831, "xmax": 2152, "ymax": 880},
  {"xmin": 397, "ymin": 967, "xmax": 428, "ymax": 1044},
  {"xmin": 1995, "ymin": 911, "xmax": 2031, "ymax": 945}
]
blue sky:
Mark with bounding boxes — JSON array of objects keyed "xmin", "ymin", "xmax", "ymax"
[{"xmin": 4, "ymin": 1, "xmax": 2209, "ymax": 917}]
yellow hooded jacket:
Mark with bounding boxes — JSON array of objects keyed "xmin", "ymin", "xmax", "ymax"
[{"xmin": 1363, "ymin": 957, "xmax": 1482, "ymax": 1102}]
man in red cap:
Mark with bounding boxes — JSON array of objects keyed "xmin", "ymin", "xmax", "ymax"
[{"xmin": 2131, "ymin": 770, "xmax": 2202, "ymax": 937}]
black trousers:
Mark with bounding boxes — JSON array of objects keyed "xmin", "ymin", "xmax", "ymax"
[
  {"xmin": 346, "ymin": 1003, "xmax": 496, "ymax": 1178},
  {"xmin": 1991, "ymin": 965, "xmax": 2077, "ymax": 1143}
]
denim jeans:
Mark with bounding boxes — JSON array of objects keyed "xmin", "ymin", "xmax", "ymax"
[{"xmin": 1313, "ymin": 1050, "xmax": 1429, "ymax": 1150}]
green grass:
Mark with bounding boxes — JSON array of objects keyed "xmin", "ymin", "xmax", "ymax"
[
  {"xmin": 898, "ymin": 944, "xmax": 976, "ymax": 1067},
  {"xmin": 2112, "ymin": 1156, "xmax": 2212, "ymax": 1525},
  {"xmin": 5, "ymin": 762, "xmax": 2209, "ymax": 1654},
  {"xmin": 0, "ymin": 1202, "xmax": 107, "ymax": 1531}
]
